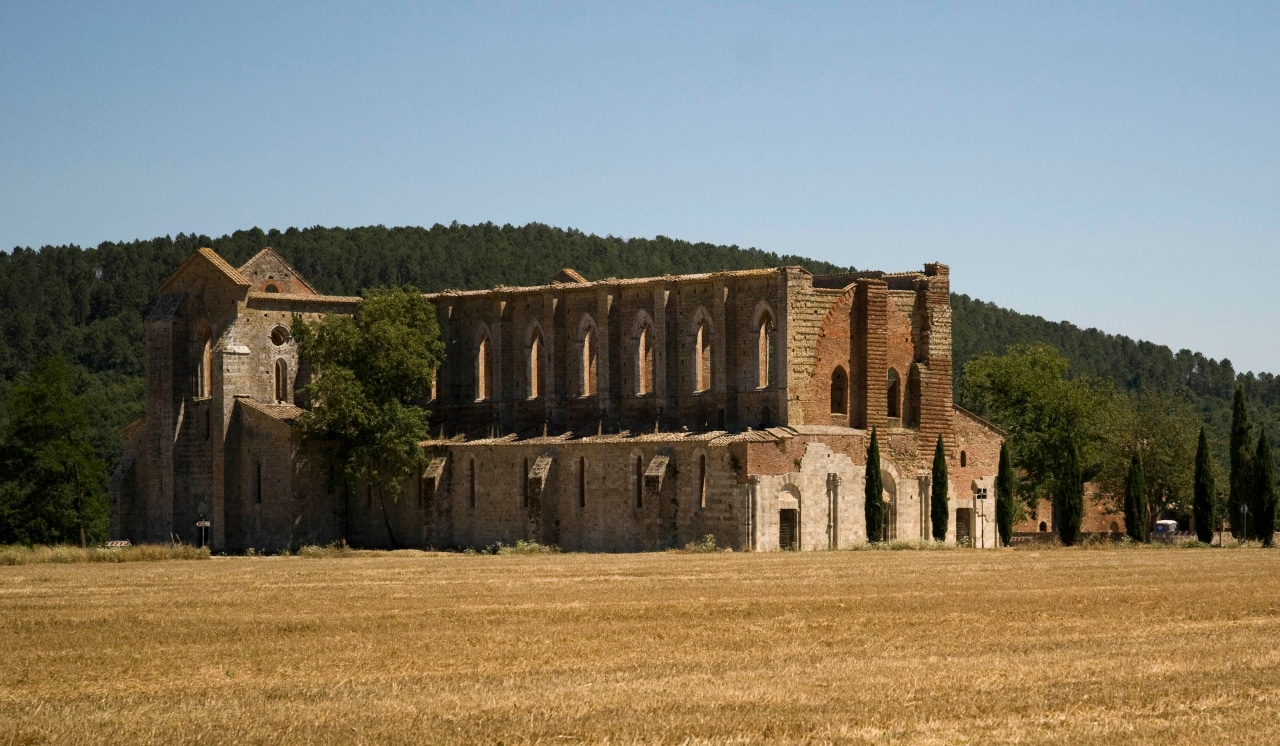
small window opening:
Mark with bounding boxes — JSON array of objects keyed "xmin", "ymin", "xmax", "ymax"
[
  {"xmin": 698, "ymin": 455, "xmax": 707, "ymax": 509},
  {"xmin": 521, "ymin": 457, "xmax": 529, "ymax": 509},
  {"xmin": 1039, "ymin": 521, "xmax": 1048, "ymax": 533},
  {"xmin": 254, "ymin": 461, "xmax": 263, "ymax": 505},
  {"xmin": 637, "ymin": 324, "xmax": 654, "ymax": 395},
  {"xmin": 274, "ymin": 358, "xmax": 288, "ymax": 403},
  {"xmin": 196, "ymin": 328, "xmax": 212, "ymax": 398},
  {"xmin": 887, "ymin": 369, "xmax": 901, "ymax": 419},
  {"xmin": 529, "ymin": 329, "xmax": 543, "ymax": 399},
  {"xmin": 695, "ymin": 320, "xmax": 712, "ymax": 392},
  {"xmin": 830, "ymin": 367, "xmax": 848, "ymax": 415},
  {"xmin": 756, "ymin": 314, "xmax": 774, "ymax": 388},
  {"xmin": 960, "ymin": 451, "xmax": 967, "ymax": 468},
  {"xmin": 578, "ymin": 456, "xmax": 587, "ymax": 509},
  {"xmin": 469, "ymin": 459, "xmax": 477, "ymax": 509},
  {"xmin": 581, "ymin": 327, "xmax": 598, "ymax": 397},
  {"xmin": 477, "ymin": 334, "xmax": 491, "ymax": 401},
  {"xmin": 634, "ymin": 455, "xmax": 644, "ymax": 508}
]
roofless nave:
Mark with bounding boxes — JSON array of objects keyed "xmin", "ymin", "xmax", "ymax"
[{"xmin": 111, "ymin": 247, "xmax": 1003, "ymax": 552}]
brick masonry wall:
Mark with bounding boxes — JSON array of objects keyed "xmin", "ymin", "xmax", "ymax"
[{"xmin": 1014, "ymin": 486, "xmax": 1126, "ymax": 536}]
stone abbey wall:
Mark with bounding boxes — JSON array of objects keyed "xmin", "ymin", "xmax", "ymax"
[{"xmin": 111, "ymin": 246, "xmax": 1003, "ymax": 553}]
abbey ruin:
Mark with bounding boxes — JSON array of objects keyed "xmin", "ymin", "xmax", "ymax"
[{"xmin": 111, "ymin": 247, "xmax": 1004, "ymax": 552}]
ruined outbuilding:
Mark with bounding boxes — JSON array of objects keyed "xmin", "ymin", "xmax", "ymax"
[{"xmin": 112, "ymin": 248, "xmax": 1004, "ymax": 552}]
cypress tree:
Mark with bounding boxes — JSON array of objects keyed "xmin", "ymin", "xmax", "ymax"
[
  {"xmin": 930, "ymin": 435, "xmax": 949, "ymax": 542},
  {"xmin": 865, "ymin": 428, "xmax": 885, "ymax": 543},
  {"xmin": 1193, "ymin": 427, "xmax": 1217, "ymax": 544},
  {"xmin": 1054, "ymin": 438, "xmax": 1084, "ymax": 546},
  {"xmin": 1123, "ymin": 453, "xmax": 1148, "ymax": 542},
  {"xmin": 995, "ymin": 440, "xmax": 1015, "ymax": 547},
  {"xmin": 1229, "ymin": 384, "xmax": 1254, "ymax": 540},
  {"xmin": 1254, "ymin": 429, "xmax": 1276, "ymax": 547}
]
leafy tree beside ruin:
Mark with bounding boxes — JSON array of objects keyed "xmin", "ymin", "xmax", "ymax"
[
  {"xmin": 958, "ymin": 343, "xmax": 1118, "ymax": 511},
  {"xmin": 0, "ymin": 357, "xmax": 108, "ymax": 546},
  {"xmin": 293, "ymin": 286, "xmax": 445, "ymax": 534}
]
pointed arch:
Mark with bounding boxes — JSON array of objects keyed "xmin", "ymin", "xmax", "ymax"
[
  {"xmin": 630, "ymin": 310, "xmax": 656, "ymax": 396},
  {"xmin": 751, "ymin": 302, "xmax": 776, "ymax": 389},
  {"xmin": 690, "ymin": 307, "xmax": 713, "ymax": 393},
  {"xmin": 577, "ymin": 314, "xmax": 598, "ymax": 398}
]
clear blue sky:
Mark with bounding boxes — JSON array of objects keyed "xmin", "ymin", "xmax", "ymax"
[{"xmin": 2, "ymin": 2, "xmax": 1277, "ymax": 372}]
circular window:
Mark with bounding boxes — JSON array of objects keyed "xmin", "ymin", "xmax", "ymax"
[{"xmin": 270, "ymin": 326, "xmax": 291, "ymax": 346}]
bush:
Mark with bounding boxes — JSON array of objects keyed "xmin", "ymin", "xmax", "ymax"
[
  {"xmin": 669, "ymin": 534, "xmax": 722, "ymax": 553},
  {"xmin": 494, "ymin": 541, "xmax": 559, "ymax": 555},
  {"xmin": 297, "ymin": 541, "xmax": 355, "ymax": 558}
]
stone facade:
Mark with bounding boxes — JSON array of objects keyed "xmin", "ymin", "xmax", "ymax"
[{"xmin": 112, "ymin": 247, "xmax": 1004, "ymax": 552}]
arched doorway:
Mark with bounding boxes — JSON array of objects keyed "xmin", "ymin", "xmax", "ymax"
[
  {"xmin": 778, "ymin": 487, "xmax": 800, "ymax": 550},
  {"xmin": 881, "ymin": 470, "xmax": 898, "ymax": 541}
]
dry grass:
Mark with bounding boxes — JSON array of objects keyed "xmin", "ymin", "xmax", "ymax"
[
  {"xmin": 2, "ymin": 548, "xmax": 1279, "ymax": 744},
  {"xmin": 0, "ymin": 543, "xmax": 210, "ymax": 566}
]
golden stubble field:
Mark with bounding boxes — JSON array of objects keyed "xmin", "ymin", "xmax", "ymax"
[{"xmin": 2, "ymin": 548, "xmax": 1279, "ymax": 745}]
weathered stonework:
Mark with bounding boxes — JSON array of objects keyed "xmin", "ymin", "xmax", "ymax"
[{"xmin": 111, "ymin": 248, "xmax": 1004, "ymax": 552}]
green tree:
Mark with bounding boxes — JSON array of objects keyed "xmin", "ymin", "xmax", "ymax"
[
  {"xmin": 1253, "ymin": 429, "xmax": 1275, "ymax": 547},
  {"xmin": 1054, "ymin": 438, "xmax": 1084, "ymax": 546},
  {"xmin": 1228, "ymin": 384, "xmax": 1254, "ymax": 540},
  {"xmin": 0, "ymin": 357, "xmax": 108, "ymax": 546},
  {"xmin": 1102, "ymin": 390, "xmax": 1199, "ymax": 530},
  {"xmin": 1193, "ymin": 428, "xmax": 1217, "ymax": 544},
  {"xmin": 1123, "ymin": 453, "xmax": 1148, "ymax": 542},
  {"xmin": 995, "ymin": 440, "xmax": 1016, "ymax": 546},
  {"xmin": 293, "ymin": 286, "xmax": 445, "ymax": 544},
  {"xmin": 930, "ymin": 436, "xmax": 949, "ymax": 542},
  {"xmin": 864, "ymin": 428, "xmax": 885, "ymax": 543},
  {"xmin": 959, "ymin": 343, "xmax": 1119, "ymax": 513}
]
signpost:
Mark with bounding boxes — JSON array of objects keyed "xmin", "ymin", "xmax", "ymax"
[{"xmin": 195, "ymin": 519, "xmax": 211, "ymax": 549}]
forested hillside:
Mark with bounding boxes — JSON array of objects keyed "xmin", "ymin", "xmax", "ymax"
[{"xmin": 2, "ymin": 222, "xmax": 1276, "ymax": 471}]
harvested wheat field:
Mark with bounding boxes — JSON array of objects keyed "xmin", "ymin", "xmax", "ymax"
[{"xmin": 3, "ymin": 548, "xmax": 1280, "ymax": 745}]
